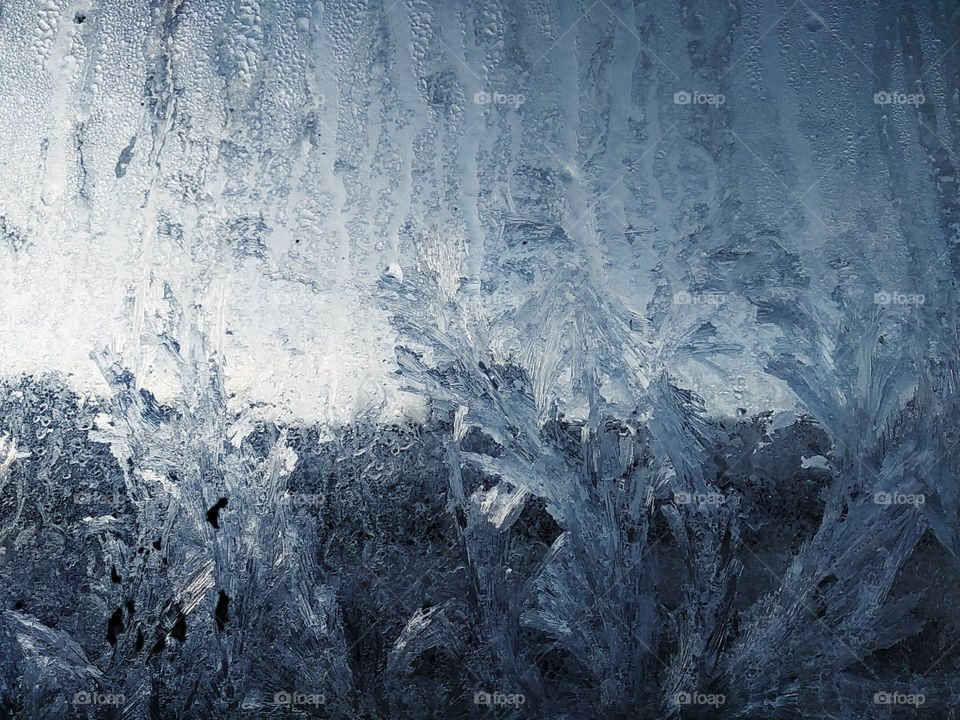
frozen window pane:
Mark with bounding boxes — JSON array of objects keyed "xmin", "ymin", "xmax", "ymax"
[{"xmin": 0, "ymin": 1, "xmax": 957, "ymax": 717}]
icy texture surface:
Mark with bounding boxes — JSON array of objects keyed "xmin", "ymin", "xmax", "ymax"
[{"xmin": 1, "ymin": 0, "xmax": 959, "ymax": 718}]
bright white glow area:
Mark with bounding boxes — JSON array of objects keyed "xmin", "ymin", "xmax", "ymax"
[
  {"xmin": 0, "ymin": 0, "xmax": 797, "ymax": 426},
  {"xmin": 0, "ymin": 239, "xmax": 421, "ymax": 425}
]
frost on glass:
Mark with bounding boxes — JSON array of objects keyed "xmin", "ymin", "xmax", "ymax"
[{"xmin": 0, "ymin": 0, "xmax": 958, "ymax": 717}]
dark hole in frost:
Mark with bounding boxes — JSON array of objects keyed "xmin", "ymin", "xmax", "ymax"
[
  {"xmin": 151, "ymin": 635, "xmax": 166, "ymax": 655},
  {"xmin": 206, "ymin": 497, "xmax": 228, "ymax": 528},
  {"xmin": 107, "ymin": 607, "xmax": 125, "ymax": 646},
  {"xmin": 215, "ymin": 590, "xmax": 230, "ymax": 631},
  {"xmin": 171, "ymin": 615, "xmax": 187, "ymax": 642}
]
